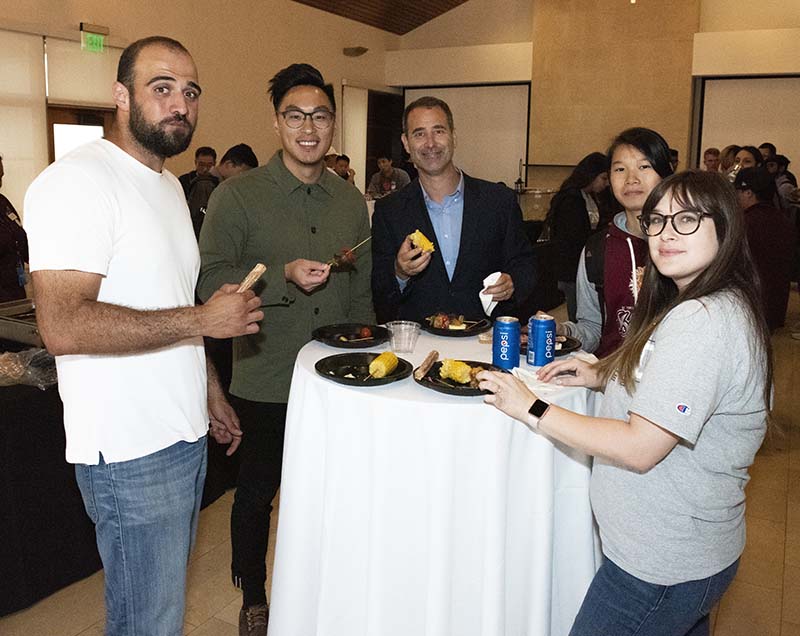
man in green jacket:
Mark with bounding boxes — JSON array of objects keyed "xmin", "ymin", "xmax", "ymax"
[{"xmin": 197, "ymin": 63, "xmax": 373, "ymax": 636}]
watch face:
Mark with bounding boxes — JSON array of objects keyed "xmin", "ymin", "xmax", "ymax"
[{"xmin": 529, "ymin": 399, "xmax": 549, "ymax": 419}]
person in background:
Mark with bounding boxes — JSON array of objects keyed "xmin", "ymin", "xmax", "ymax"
[
  {"xmin": 479, "ymin": 170, "xmax": 771, "ymax": 636},
  {"xmin": 758, "ymin": 142, "xmax": 777, "ymax": 162},
  {"xmin": 334, "ymin": 153, "xmax": 356, "ymax": 184},
  {"xmin": 669, "ymin": 147, "xmax": 680, "ymax": 172},
  {"xmin": 702, "ymin": 147, "xmax": 720, "ymax": 172},
  {"xmin": 216, "ymin": 143, "xmax": 259, "ymax": 181},
  {"xmin": 23, "ymin": 35, "xmax": 263, "ymax": 635},
  {"xmin": 545, "ymin": 152, "xmax": 609, "ymax": 321},
  {"xmin": 371, "ymin": 96, "xmax": 535, "ymax": 324},
  {"xmin": 734, "ymin": 166, "xmax": 794, "ymax": 330},
  {"xmin": 179, "ymin": 145, "xmax": 219, "ymax": 197},
  {"xmin": 366, "ymin": 154, "xmax": 410, "ymax": 199},
  {"xmin": 198, "ymin": 62, "xmax": 373, "ymax": 636},
  {"xmin": 719, "ymin": 144, "xmax": 741, "ymax": 174},
  {"xmin": 734, "ymin": 145, "xmax": 762, "ymax": 171},
  {"xmin": 559, "ymin": 127, "xmax": 673, "ymax": 356},
  {"xmin": 0, "ymin": 155, "xmax": 28, "ymax": 303}
]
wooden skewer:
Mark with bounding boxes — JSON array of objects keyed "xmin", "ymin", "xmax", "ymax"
[
  {"xmin": 327, "ymin": 236, "xmax": 373, "ymax": 266},
  {"xmin": 237, "ymin": 263, "xmax": 266, "ymax": 293}
]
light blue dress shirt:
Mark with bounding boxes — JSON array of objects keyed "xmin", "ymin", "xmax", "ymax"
[{"xmin": 397, "ymin": 172, "xmax": 465, "ymax": 291}]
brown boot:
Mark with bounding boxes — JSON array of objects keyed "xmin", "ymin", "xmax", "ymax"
[{"xmin": 238, "ymin": 603, "xmax": 268, "ymax": 636}]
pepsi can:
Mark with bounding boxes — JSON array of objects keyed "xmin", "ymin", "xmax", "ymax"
[
  {"xmin": 492, "ymin": 316, "xmax": 520, "ymax": 370},
  {"xmin": 527, "ymin": 314, "xmax": 556, "ymax": 366}
]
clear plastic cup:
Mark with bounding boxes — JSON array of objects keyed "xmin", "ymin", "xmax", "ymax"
[{"xmin": 386, "ymin": 320, "xmax": 421, "ymax": 353}]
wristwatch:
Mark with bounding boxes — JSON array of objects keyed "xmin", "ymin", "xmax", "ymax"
[{"xmin": 527, "ymin": 399, "xmax": 551, "ymax": 429}]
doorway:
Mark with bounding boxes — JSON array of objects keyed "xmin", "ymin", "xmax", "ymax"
[
  {"xmin": 365, "ymin": 91, "xmax": 407, "ymax": 187},
  {"xmin": 46, "ymin": 105, "xmax": 113, "ymax": 163}
]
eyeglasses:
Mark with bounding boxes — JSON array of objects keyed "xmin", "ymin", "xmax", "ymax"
[
  {"xmin": 279, "ymin": 108, "xmax": 334, "ymax": 130},
  {"xmin": 638, "ymin": 210, "xmax": 714, "ymax": 236}
]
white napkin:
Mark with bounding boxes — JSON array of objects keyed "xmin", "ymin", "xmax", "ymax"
[
  {"xmin": 511, "ymin": 366, "xmax": 560, "ymax": 394},
  {"xmin": 480, "ymin": 271, "xmax": 501, "ymax": 316},
  {"xmin": 511, "ymin": 352, "xmax": 598, "ymax": 394}
]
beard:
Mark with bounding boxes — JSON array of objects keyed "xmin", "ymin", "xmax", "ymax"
[{"xmin": 128, "ymin": 97, "xmax": 195, "ymax": 158}]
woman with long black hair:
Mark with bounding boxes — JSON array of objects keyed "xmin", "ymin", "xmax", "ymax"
[{"xmin": 546, "ymin": 152, "xmax": 609, "ymax": 321}]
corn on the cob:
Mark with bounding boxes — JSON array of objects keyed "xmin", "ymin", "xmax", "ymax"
[{"xmin": 369, "ymin": 351, "xmax": 399, "ymax": 378}]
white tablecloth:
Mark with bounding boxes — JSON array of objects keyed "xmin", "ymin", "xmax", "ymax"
[{"xmin": 268, "ymin": 331, "xmax": 601, "ymax": 636}]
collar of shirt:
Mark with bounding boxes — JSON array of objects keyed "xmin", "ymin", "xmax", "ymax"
[
  {"xmin": 420, "ymin": 170, "xmax": 465, "ymax": 282},
  {"xmin": 419, "ymin": 170, "xmax": 464, "ymax": 211},
  {"xmin": 268, "ymin": 150, "xmax": 335, "ymax": 197}
]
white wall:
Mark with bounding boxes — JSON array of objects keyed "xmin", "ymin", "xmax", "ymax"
[
  {"xmin": 341, "ymin": 85, "xmax": 368, "ymax": 192},
  {"xmin": 693, "ymin": 28, "xmax": 800, "ymax": 76},
  {"xmin": 386, "ymin": 42, "xmax": 532, "ymax": 87}
]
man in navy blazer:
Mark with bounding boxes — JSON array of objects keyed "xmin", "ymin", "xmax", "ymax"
[{"xmin": 371, "ymin": 96, "xmax": 536, "ymax": 324}]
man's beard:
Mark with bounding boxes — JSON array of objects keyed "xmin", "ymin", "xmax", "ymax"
[{"xmin": 128, "ymin": 98, "xmax": 194, "ymax": 158}]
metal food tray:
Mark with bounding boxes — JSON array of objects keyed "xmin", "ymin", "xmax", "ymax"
[{"xmin": 0, "ymin": 299, "xmax": 43, "ymax": 347}]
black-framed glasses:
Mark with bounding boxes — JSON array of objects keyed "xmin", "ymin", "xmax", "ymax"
[
  {"xmin": 279, "ymin": 108, "xmax": 334, "ymax": 130},
  {"xmin": 638, "ymin": 211, "xmax": 714, "ymax": 236}
]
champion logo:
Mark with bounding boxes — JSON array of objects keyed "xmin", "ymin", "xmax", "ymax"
[{"xmin": 676, "ymin": 404, "xmax": 691, "ymax": 415}]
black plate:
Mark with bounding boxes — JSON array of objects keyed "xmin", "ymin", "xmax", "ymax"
[
  {"xmin": 414, "ymin": 359, "xmax": 506, "ymax": 396},
  {"xmin": 315, "ymin": 352, "xmax": 412, "ymax": 387},
  {"xmin": 312, "ymin": 323, "xmax": 389, "ymax": 349},
  {"xmin": 521, "ymin": 334, "xmax": 582, "ymax": 357},
  {"xmin": 422, "ymin": 317, "xmax": 492, "ymax": 337}
]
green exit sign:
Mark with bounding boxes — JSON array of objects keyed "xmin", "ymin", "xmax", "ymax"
[{"xmin": 81, "ymin": 31, "xmax": 105, "ymax": 53}]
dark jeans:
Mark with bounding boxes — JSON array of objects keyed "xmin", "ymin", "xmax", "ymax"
[
  {"xmin": 570, "ymin": 557, "xmax": 739, "ymax": 636},
  {"xmin": 229, "ymin": 397, "xmax": 287, "ymax": 608}
]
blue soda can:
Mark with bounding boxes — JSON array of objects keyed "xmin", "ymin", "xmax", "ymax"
[
  {"xmin": 527, "ymin": 314, "xmax": 556, "ymax": 366},
  {"xmin": 492, "ymin": 316, "xmax": 521, "ymax": 370}
]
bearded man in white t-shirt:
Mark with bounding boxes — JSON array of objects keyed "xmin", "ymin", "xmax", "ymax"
[{"xmin": 23, "ymin": 36, "xmax": 264, "ymax": 635}]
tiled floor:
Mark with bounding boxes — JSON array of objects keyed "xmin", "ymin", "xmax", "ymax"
[{"xmin": 1, "ymin": 289, "xmax": 798, "ymax": 636}]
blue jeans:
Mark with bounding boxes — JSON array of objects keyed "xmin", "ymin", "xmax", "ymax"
[
  {"xmin": 570, "ymin": 557, "xmax": 739, "ymax": 636},
  {"xmin": 75, "ymin": 438, "xmax": 207, "ymax": 636}
]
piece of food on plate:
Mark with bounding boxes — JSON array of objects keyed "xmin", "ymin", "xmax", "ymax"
[
  {"xmin": 447, "ymin": 315, "xmax": 466, "ymax": 330},
  {"xmin": 439, "ymin": 359, "xmax": 486, "ymax": 388},
  {"xmin": 369, "ymin": 351, "xmax": 399, "ymax": 378},
  {"xmin": 426, "ymin": 312, "xmax": 467, "ymax": 330},
  {"xmin": 414, "ymin": 350, "xmax": 440, "ymax": 380},
  {"xmin": 359, "ymin": 326, "xmax": 372, "ymax": 339},
  {"xmin": 409, "ymin": 229, "xmax": 435, "ymax": 253}
]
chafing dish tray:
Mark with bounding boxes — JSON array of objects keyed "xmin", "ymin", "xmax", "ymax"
[{"xmin": 0, "ymin": 299, "xmax": 43, "ymax": 347}]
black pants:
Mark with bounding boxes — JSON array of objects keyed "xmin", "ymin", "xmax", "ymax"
[{"xmin": 228, "ymin": 397, "xmax": 287, "ymax": 607}]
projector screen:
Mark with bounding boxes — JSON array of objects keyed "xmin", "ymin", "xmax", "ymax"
[
  {"xmin": 405, "ymin": 84, "xmax": 530, "ymax": 187},
  {"xmin": 700, "ymin": 77, "xmax": 800, "ymax": 168}
]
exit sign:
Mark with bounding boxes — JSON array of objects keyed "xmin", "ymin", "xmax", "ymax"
[{"xmin": 81, "ymin": 31, "xmax": 105, "ymax": 53}]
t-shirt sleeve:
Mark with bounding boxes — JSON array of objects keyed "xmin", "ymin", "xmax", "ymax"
[
  {"xmin": 24, "ymin": 164, "xmax": 115, "ymax": 276},
  {"xmin": 628, "ymin": 300, "xmax": 729, "ymax": 445}
]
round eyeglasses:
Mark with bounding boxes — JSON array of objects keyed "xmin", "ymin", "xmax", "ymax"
[
  {"xmin": 280, "ymin": 108, "xmax": 334, "ymax": 130},
  {"xmin": 638, "ymin": 211, "xmax": 714, "ymax": 237}
]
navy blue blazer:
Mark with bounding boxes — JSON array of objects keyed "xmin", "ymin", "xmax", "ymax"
[{"xmin": 370, "ymin": 174, "xmax": 536, "ymax": 324}]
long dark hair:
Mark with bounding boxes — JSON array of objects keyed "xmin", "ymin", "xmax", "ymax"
[
  {"xmin": 558, "ymin": 152, "xmax": 608, "ymax": 191},
  {"xmin": 543, "ymin": 152, "xmax": 608, "ymax": 235},
  {"xmin": 737, "ymin": 145, "xmax": 763, "ymax": 167},
  {"xmin": 597, "ymin": 170, "xmax": 773, "ymax": 412}
]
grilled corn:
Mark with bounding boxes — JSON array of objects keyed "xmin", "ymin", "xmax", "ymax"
[
  {"xmin": 409, "ymin": 229, "xmax": 435, "ymax": 253},
  {"xmin": 369, "ymin": 351, "xmax": 399, "ymax": 378},
  {"xmin": 439, "ymin": 359, "xmax": 473, "ymax": 384}
]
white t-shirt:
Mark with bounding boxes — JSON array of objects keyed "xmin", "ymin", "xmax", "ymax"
[{"xmin": 24, "ymin": 139, "xmax": 208, "ymax": 465}]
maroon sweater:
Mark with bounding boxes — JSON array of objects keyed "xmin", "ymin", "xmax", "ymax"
[
  {"xmin": 743, "ymin": 202, "xmax": 794, "ymax": 330},
  {"xmin": 596, "ymin": 221, "xmax": 648, "ymax": 358}
]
